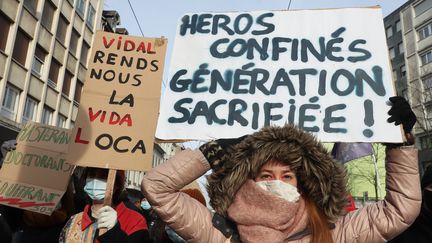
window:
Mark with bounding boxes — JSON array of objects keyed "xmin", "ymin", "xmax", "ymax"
[
  {"xmin": 12, "ymin": 29, "xmax": 30, "ymax": 66},
  {"xmin": 421, "ymin": 50, "xmax": 432, "ymax": 65},
  {"xmin": 24, "ymin": 0, "xmax": 38, "ymax": 15},
  {"xmin": 389, "ymin": 48, "xmax": 395, "ymax": 59},
  {"xmin": 62, "ymin": 71, "xmax": 73, "ymax": 95},
  {"xmin": 1, "ymin": 85, "xmax": 20, "ymax": 120},
  {"xmin": 386, "ymin": 26, "xmax": 393, "ymax": 38},
  {"xmin": 419, "ymin": 23, "xmax": 432, "ymax": 40},
  {"xmin": 41, "ymin": 106, "xmax": 53, "ymax": 125},
  {"xmin": 22, "ymin": 96, "xmax": 38, "ymax": 123},
  {"xmin": 400, "ymin": 65, "xmax": 406, "ymax": 78},
  {"xmin": 80, "ymin": 42, "xmax": 89, "ymax": 65},
  {"xmin": 76, "ymin": 0, "xmax": 86, "ymax": 16},
  {"xmin": 56, "ymin": 15, "xmax": 69, "ymax": 44},
  {"xmin": 392, "ymin": 69, "xmax": 397, "ymax": 80},
  {"xmin": 396, "ymin": 20, "xmax": 401, "ymax": 32},
  {"xmin": 70, "ymin": 30, "xmax": 80, "ymax": 55},
  {"xmin": 398, "ymin": 42, "xmax": 404, "ymax": 55},
  {"xmin": 48, "ymin": 59, "xmax": 61, "ymax": 87},
  {"xmin": 415, "ymin": 0, "xmax": 432, "ymax": 17},
  {"xmin": 86, "ymin": 5, "xmax": 96, "ymax": 29},
  {"xmin": 41, "ymin": 1, "xmax": 55, "ymax": 30},
  {"xmin": 32, "ymin": 45, "xmax": 47, "ymax": 76},
  {"xmin": 423, "ymin": 77, "xmax": 432, "ymax": 91},
  {"xmin": 0, "ymin": 13, "xmax": 11, "ymax": 52},
  {"xmin": 74, "ymin": 79, "xmax": 83, "ymax": 103},
  {"xmin": 57, "ymin": 115, "xmax": 67, "ymax": 128}
]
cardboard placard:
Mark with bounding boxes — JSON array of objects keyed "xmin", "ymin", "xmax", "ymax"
[
  {"xmin": 0, "ymin": 122, "xmax": 72, "ymax": 215},
  {"xmin": 156, "ymin": 7, "xmax": 403, "ymax": 143},
  {"xmin": 67, "ymin": 31, "xmax": 168, "ymax": 171}
]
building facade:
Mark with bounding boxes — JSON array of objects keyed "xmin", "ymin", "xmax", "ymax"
[
  {"xmin": 385, "ymin": 0, "xmax": 432, "ymax": 172},
  {"xmin": 0, "ymin": 0, "xmax": 104, "ymax": 145},
  {"xmin": 0, "ymin": 1, "xmax": 181, "ymax": 185}
]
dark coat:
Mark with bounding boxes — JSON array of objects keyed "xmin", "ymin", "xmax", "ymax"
[
  {"xmin": 388, "ymin": 206, "xmax": 432, "ymax": 243},
  {"xmin": 389, "ymin": 166, "xmax": 432, "ymax": 243}
]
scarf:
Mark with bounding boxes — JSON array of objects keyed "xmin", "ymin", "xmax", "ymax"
[{"xmin": 227, "ymin": 180, "xmax": 309, "ymax": 243}]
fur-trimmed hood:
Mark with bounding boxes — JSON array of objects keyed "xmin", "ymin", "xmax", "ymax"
[{"xmin": 207, "ymin": 124, "xmax": 348, "ymax": 222}]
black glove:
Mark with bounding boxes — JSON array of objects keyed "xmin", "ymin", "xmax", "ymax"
[
  {"xmin": 199, "ymin": 136, "xmax": 247, "ymax": 170},
  {"xmin": 387, "ymin": 96, "xmax": 416, "ymax": 133}
]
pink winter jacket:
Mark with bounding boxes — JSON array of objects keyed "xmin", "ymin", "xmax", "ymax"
[{"xmin": 142, "ymin": 146, "xmax": 421, "ymax": 243}]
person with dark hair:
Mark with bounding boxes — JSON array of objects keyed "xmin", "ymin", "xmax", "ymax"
[
  {"xmin": 123, "ymin": 187, "xmax": 149, "ymax": 220},
  {"xmin": 59, "ymin": 168, "xmax": 150, "ymax": 243},
  {"xmin": 389, "ymin": 165, "xmax": 432, "ymax": 243},
  {"xmin": 126, "ymin": 188, "xmax": 144, "ymax": 207},
  {"xmin": 142, "ymin": 97, "xmax": 421, "ymax": 243}
]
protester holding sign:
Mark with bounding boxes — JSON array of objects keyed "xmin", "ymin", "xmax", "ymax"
[
  {"xmin": 60, "ymin": 168, "xmax": 150, "ymax": 243},
  {"xmin": 0, "ymin": 135, "xmax": 76, "ymax": 242},
  {"xmin": 142, "ymin": 97, "xmax": 420, "ymax": 243}
]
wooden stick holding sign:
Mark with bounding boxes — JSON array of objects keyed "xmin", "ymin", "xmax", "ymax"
[{"xmin": 99, "ymin": 169, "xmax": 117, "ymax": 235}]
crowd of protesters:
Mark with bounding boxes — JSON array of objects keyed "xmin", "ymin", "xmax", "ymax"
[
  {"xmin": 0, "ymin": 141, "xmax": 208, "ymax": 243},
  {"xmin": 0, "ymin": 96, "xmax": 430, "ymax": 243}
]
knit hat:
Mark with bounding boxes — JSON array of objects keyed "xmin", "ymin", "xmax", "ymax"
[{"xmin": 181, "ymin": 188, "xmax": 206, "ymax": 206}]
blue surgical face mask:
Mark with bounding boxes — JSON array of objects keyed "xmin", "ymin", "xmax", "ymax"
[
  {"xmin": 141, "ymin": 200, "xmax": 151, "ymax": 210},
  {"xmin": 84, "ymin": 178, "xmax": 107, "ymax": 201}
]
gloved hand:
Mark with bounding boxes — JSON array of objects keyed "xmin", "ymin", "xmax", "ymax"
[
  {"xmin": 199, "ymin": 135, "xmax": 248, "ymax": 170},
  {"xmin": 96, "ymin": 206, "xmax": 118, "ymax": 230},
  {"xmin": 1, "ymin": 140, "xmax": 17, "ymax": 157},
  {"xmin": 387, "ymin": 96, "xmax": 417, "ymax": 133},
  {"xmin": 1, "ymin": 140, "xmax": 17, "ymax": 166}
]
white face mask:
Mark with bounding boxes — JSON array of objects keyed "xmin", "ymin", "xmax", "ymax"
[
  {"xmin": 256, "ymin": 180, "xmax": 300, "ymax": 203},
  {"xmin": 84, "ymin": 178, "xmax": 107, "ymax": 201}
]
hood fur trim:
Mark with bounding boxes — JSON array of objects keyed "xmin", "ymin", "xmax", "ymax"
[{"xmin": 207, "ymin": 124, "xmax": 348, "ymax": 221}]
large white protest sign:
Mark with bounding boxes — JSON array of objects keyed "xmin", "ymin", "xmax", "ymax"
[{"xmin": 157, "ymin": 7, "xmax": 402, "ymax": 142}]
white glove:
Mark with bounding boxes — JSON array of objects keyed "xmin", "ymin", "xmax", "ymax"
[
  {"xmin": 1, "ymin": 139, "xmax": 16, "ymax": 166},
  {"xmin": 1, "ymin": 139, "xmax": 16, "ymax": 156},
  {"xmin": 96, "ymin": 206, "xmax": 118, "ymax": 230}
]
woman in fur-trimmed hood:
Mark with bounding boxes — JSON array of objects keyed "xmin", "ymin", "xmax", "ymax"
[
  {"xmin": 207, "ymin": 124, "xmax": 348, "ymax": 221},
  {"xmin": 142, "ymin": 97, "xmax": 422, "ymax": 243}
]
